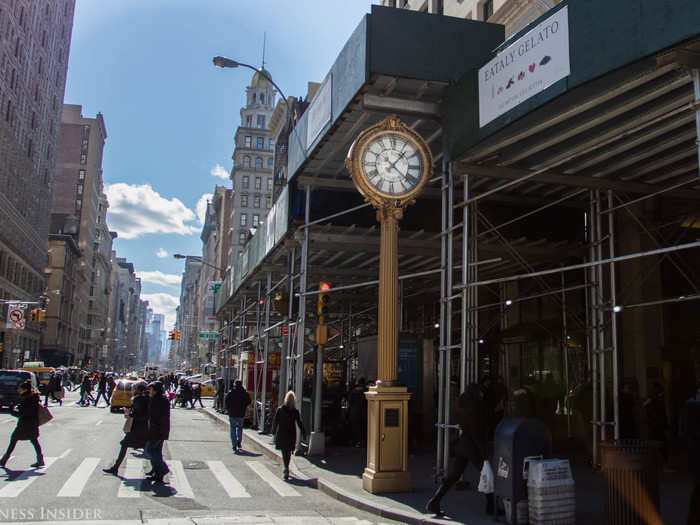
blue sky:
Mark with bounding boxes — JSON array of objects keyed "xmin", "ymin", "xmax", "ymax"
[{"xmin": 64, "ymin": 0, "xmax": 378, "ymax": 328}]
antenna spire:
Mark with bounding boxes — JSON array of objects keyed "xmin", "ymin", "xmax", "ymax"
[{"xmin": 262, "ymin": 32, "xmax": 266, "ymax": 69}]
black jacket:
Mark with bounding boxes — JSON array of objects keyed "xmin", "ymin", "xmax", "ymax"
[
  {"xmin": 225, "ymin": 386, "xmax": 251, "ymax": 417},
  {"xmin": 147, "ymin": 393, "xmax": 170, "ymax": 440},
  {"xmin": 272, "ymin": 405, "xmax": 305, "ymax": 451},
  {"xmin": 10, "ymin": 391, "xmax": 40, "ymax": 441},
  {"xmin": 121, "ymin": 393, "xmax": 149, "ymax": 448},
  {"xmin": 454, "ymin": 384, "xmax": 487, "ymax": 464}
]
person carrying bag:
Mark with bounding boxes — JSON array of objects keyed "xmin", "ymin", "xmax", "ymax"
[
  {"xmin": 102, "ymin": 381, "xmax": 149, "ymax": 475},
  {"xmin": 0, "ymin": 380, "xmax": 45, "ymax": 468}
]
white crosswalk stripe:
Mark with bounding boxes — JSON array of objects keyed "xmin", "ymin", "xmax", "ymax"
[
  {"xmin": 57, "ymin": 457, "xmax": 100, "ymax": 497},
  {"xmin": 245, "ymin": 461, "xmax": 300, "ymax": 497},
  {"xmin": 168, "ymin": 460, "xmax": 194, "ymax": 499},
  {"xmin": 207, "ymin": 460, "xmax": 251, "ymax": 498},
  {"xmin": 118, "ymin": 458, "xmax": 148, "ymax": 498},
  {"xmin": 0, "ymin": 457, "xmax": 58, "ymax": 498}
]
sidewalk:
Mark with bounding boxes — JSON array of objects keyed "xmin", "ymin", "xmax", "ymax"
[{"xmin": 200, "ymin": 407, "xmax": 692, "ymax": 525}]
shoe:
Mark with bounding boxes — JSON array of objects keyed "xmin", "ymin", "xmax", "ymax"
[
  {"xmin": 31, "ymin": 458, "xmax": 45, "ymax": 468},
  {"xmin": 102, "ymin": 466, "xmax": 119, "ymax": 475},
  {"xmin": 0, "ymin": 456, "xmax": 7, "ymax": 468},
  {"xmin": 425, "ymin": 496, "xmax": 444, "ymax": 516},
  {"xmin": 145, "ymin": 469, "xmax": 155, "ymax": 476},
  {"xmin": 283, "ymin": 468, "xmax": 290, "ymax": 480}
]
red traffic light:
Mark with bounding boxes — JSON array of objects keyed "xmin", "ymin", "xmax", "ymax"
[{"xmin": 320, "ymin": 282, "xmax": 331, "ymax": 291}]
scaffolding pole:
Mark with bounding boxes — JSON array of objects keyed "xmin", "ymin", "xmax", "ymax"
[
  {"xmin": 460, "ymin": 174, "xmax": 469, "ymax": 394},
  {"xmin": 294, "ymin": 186, "xmax": 311, "ymax": 450},
  {"xmin": 281, "ymin": 247, "xmax": 295, "ymax": 396},
  {"xmin": 254, "ymin": 280, "xmax": 262, "ymax": 429},
  {"xmin": 589, "ymin": 191, "xmax": 599, "ymax": 467},
  {"xmin": 436, "ymin": 161, "xmax": 448, "ymax": 480},
  {"xmin": 608, "ymin": 191, "xmax": 620, "ymax": 441},
  {"xmin": 442, "ymin": 159, "xmax": 455, "ymax": 477},
  {"xmin": 693, "ymin": 68, "xmax": 700, "ymax": 180},
  {"xmin": 261, "ymin": 272, "xmax": 272, "ymax": 432}
]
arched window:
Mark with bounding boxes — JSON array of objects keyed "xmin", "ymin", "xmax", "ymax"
[
  {"xmin": 259, "ymin": 93, "xmax": 265, "ymax": 104},
  {"xmin": 255, "ymin": 157, "xmax": 263, "ymax": 169},
  {"xmin": 243, "ymin": 156, "xmax": 251, "ymax": 168}
]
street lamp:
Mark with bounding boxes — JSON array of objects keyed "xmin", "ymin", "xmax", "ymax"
[
  {"xmin": 173, "ymin": 254, "xmax": 226, "ymax": 274},
  {"xmin": 212, "ymin": 56, "xmax": 289, "ymax": 105}
]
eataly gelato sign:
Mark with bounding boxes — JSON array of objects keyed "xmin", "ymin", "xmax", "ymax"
[{"xmin": 479, "ymin": 6, "xmax": 570, "ymax": 128}]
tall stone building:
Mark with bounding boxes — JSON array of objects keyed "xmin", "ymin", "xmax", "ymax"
[
  {"xmin": 0, "ymin": 0, "xmax": 76, "ymax": 367},
  {"xmin": 54, "ymin": 105, "xmax": 114, "ymax": 368},
  {"xmin": 229, "ymin": 69, "xmax": 276, "ymax": 259},
  {"xmin": 381, "ymin": 0, "xmax": 563, "ymax": 36},
  {"xmin": 175, "ymin": 257, "xmax": 202, "ymax": 369}
]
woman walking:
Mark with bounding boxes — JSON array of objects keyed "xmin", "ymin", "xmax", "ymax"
[
  {"xmin": 272, "ymin": 391, "xmax": 306, "ymax": 481},
  {"xmin": 102, "ymin": 381, "xmax": 149, "ymax": 475},
  {"xmin": 145, "ymin": 381, "xmax": 170, "ymax": 483},
  {"xmin": 0, "ymin": 380, "xmax": 44, "ymax": 468}
]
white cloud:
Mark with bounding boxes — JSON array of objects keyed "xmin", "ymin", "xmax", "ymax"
[
  {"xmin": 136, "ymin": 270, "xmax": 182, "ymax": 288},
  {"xmin": 196, "ymin": 193, "xmax": 213, "ymax": 225},
  {"xmin": 156, "ymin": 248, "xmax": 169, "ymax": 258},
  {"xmin": 105, "ymin": 183, "xmax": 200, "ymax": 239},
  {"xmin": 141, "ymin": 293, "xmax": 179, "ymax": 330},
  {"xmin": 210, "ymin": 164, "xmax": 229, "ymax": 180}
]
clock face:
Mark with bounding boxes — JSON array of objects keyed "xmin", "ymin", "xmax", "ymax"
[{"xmin": 360, "ymin": 132, "xmax": 424, "ymax": 197}]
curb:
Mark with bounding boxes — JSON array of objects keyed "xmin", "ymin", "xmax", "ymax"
[{"xmin": 199, "ymin": 408, "xmax": 451, "ymax": 525}]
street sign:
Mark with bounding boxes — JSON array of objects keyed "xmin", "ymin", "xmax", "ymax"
[
  {"xmin": 6, "ymin": 303, "xmax": 25, "ymax": 330},
  {"xmin": 198, "ymin": 332, "xmax": 219, "ymax": 339}
]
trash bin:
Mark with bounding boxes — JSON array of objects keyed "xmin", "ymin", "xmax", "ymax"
[
  {"xmin": 600, "ymin": 440, "xmax": 662, "ymax": 525},
  {"xmin": 494, "ymin": 417, "xmax": 552, "ymax": 524}
]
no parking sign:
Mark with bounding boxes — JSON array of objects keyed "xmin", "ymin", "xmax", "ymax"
[{"xmin": 6, "ymin": 303, "xmax": 25, "ymax": 330}]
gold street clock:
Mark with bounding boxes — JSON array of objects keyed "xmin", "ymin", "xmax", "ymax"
[{"xmin": 346, "ymin": 116, "xmax": 433, "ymax": 208}]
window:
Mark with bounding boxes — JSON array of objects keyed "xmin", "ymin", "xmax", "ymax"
[
  {"xmin": 243, "ymin": 156, "xmax": 251, "ymax": 168},
  {"xmin": 240, "ymin": 213, "xmax": 247, "ymax": 226},
  {"xmin": 254, "ymin": 176, "xmax": 262, "ymax": 190},
  {"xmin": 253, "ymin": 195, "xmax": 261, "ymax": 208},
  {"xmin": 244, "ymin": 136, "xmax": 251, "ymax": 147},
  {"xmin": 241, "ymin": 194, "xmax": 248, "ymax": 207},
  {"xmin": 245, "ymin": 115, "xmax": 252, "ymax": 127},
  {"xmin": 256, "ymin": 115, "xmax": 265, "ymax": 128},
  {"xmin": 76, "ymin": 184, "xmax": 83, "ymax": 195},
  {"xmin": 257, "ymin": 137, "xmax": 264, "ymax": 149},
  {"xmin": 259, "ymin": 93, "xmax": 265, "ymax": 104},
  {"xmin": 79, "ymin": 169, "xmax": 85, "ymax": 180},
  {"xmin": 266, "ymin": 157, "xmax": 273, "ymax": 167},
  {"xmin": 482, "ymin": 0, "xmax": 493, "ymax": 20},
  {"xmin": 269, "ymin": 139, "xmax": 274, "ymax": 151},
  {"xmin": 267, "ymin": 178, "xmax": 273, "ymax": 191},
  {"xmin": 83, "ymin": 125, "xmax": 90, "ymax": 137},
  {"xmin": 266, "ymin": 195, "xmax": 272, "ymax": 209},
  {"xmin": 252, "ymin": 214, "xmax": 260, "ymax": 227},
  {"xmin": 241, "ymin": 175, "xmax": 249, "ymax": 189},
  {"xmin": 80, "ymin": 154, "xmax": 87, "ymax": 164},
  {"xmin": 239, "ymin": 232, "xmax": 247, "ymax": 245},
  {"xmin": 255, "ymin": 157, "xmax": 263, "ymax": 169},
  {"xmin": 75, "ymin": 199, "xmax": 82, "ymax": 210}
]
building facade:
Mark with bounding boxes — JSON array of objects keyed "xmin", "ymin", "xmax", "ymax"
[
  {"xmin": 229, "ymin": 69, "xmax": 276, "ymax": 259},
  {"xmin": 381, "ymin": 0, "xmax": 564, "ymax": 36},
  {"xmin": 0, "ymin": 0, "xmax": 76, "ymax": 367},
  {"xmin": 176, "ymin": 257, "xmax": 202, "ymax": 369}
]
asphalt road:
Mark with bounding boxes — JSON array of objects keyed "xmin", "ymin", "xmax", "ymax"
[{"xmin": 0, "ymin": 390, "xmax": 396, "ymax": 524}]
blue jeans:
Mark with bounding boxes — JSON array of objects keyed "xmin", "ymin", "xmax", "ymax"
[
  {"xmin": 145, "ymin": 440, "xmax": 168, "ymax": 476},
  {"xmin": 229, "ymin": 417, "xmax": 244, "ymax": 448}
]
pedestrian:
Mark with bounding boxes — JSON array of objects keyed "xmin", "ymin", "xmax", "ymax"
[
  {"xmin": 182, "ymin": 380, "xmax": 193, "ymax": 408},
  {"xmin": 347, "ymin": 378, "xmax": 367, "ymax": 447},
  {"xmin": 272, "ymin": 390, "xmax": 306, "ymax": 481},
  {"xmin": 0, "ymin": 380, "xmax": 44, "ymax": 468},
  {"xmin": 619, "ymin": 381, "xmax": 637, "ymax": 439},
  {"xmin": 102, "ymin": 381, "xmax": 149, "ymax": 475},
  {"xmin": 145, "ymin": 381, "xmax": 170, "ymax": 483},
  {"xmin": 94, "ymin": 372, "xmax": 110, "ymax": 407},
  {"xmin": 682, "ymin": 383, "xmax": 700, "ymax": 525},
  {"xmin": 225, "ymin": 380, "xmax": 251, "ymax": 452},
  {"xmin": 191, "ymin": 382, "xmax": 204, "ymax": 408},
  {"xmin": 107, "ymin": 374, "xmax": 116, "ymax": 401},
  {"xmin": 80, "ymin": 374, "xmax": 93, "ymax": 406},
  {"xmin": 644, "ymin": 382, "xmax": 668, "ymax": 462},
  {"xmin": 425, "ymin": 383, "xmax": 494, "ymax": 516},
  {"xmin": 44, "ymin": 372, "xmax": 61, "ymax": 407}
]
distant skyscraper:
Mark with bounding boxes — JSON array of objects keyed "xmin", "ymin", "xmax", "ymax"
[{"xmin": 0, "ymin": 0, "xmax": 77, "ymax": 368}]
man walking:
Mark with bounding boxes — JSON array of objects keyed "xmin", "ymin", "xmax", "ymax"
[
  {"xmin": 145, "ymin": 381, "xmax": 170, "ymax": 483},
  {"xmin": 225, "ymin": 380, "xmax": 250, "ymax": 453},
  {"xmin": 94, "ymin": 373, "xmax": 110, "ymax": 407}
]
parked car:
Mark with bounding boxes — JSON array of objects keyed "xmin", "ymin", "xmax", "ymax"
[{"xmin": 0, "ymin": 369, "xmax": 40, "ymax": 409}]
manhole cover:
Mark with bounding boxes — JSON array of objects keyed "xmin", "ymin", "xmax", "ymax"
[{"xmin": 184, "ymin": 461, "xmax": 207, "ymax": 470}]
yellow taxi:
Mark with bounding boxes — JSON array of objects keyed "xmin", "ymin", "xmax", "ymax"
[
  {"xmin": 110, "ymin": 378, "xmax": 137, "ymax": 413},
  {"xmin": 19, "ymin": 363, "xmax": 54, "ymax": 394},
  {"xmin": 198, "ymin": 379, "xmax": 215, "ymax": 397}
]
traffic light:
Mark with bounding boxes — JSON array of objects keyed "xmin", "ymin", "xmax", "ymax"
[
  {"xmin": 168, "ymin": 353, "xmax": 173, "ymax": 360},
  {"xmin": 168, "ymin": 330, "xmax": 175, "ymax": 340},
  {"xmin": 317, "ymin": 282, "xmax": 331, "ymax": 324},
  {"xmin": 30, "ymin": 309, "xmax": 38, "ymax": 322},
  {"xmin": 174, "ymin": 329, "xmax": 180, "ymax": 341},
  {"xmin": 0, "ymin": 342, "xmax": 3, "ymax": 354},
  {"xmin": 37, "ymin": 309, "xmax": 45, "ymax": 323}
]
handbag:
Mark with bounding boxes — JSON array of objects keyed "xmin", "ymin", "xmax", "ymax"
[
  {"xmin": 37, "ymin": 404, "xmax": 53, "ymax": 426},
  {"xmin": 54, "ymin": 388, "xmax": 65, "ymax": 400},
  {"xmin": 123, "ymin": 416, "xmax": 134, "ymax": 433},
  {"xmin": 478, "ymin": 460, "xmax": 495, "ymax": 494}
]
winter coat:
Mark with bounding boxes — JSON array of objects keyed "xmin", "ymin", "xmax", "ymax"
[
  {"xmin": 272, "ymin": 405, "xmax": 305, "ymax": 451},
  {"xmin": 225, "ymin": 386, "xmax": 251, "ymax": 417},
  {"xmin": 10, "ymin": 391, "xmax": 40, "ymax": 441},
  {"xmin": 454, "ymin": 384, "xmax": 487, "ymax": 464},
  {"xmin": 121, "ymin": 394, "xmax": 149, "ymax": 449},
  {"xmin": 147, "ymin": 393, "xmax": 170, "ymax": 441}
]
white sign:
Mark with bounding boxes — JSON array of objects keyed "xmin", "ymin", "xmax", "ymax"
[
  {"xmin": 306, "ymin": 74, "xmax": 332, "ymax": 149},
  {"xmin": 479, "ymin": 6, "xmax": 570, "ymax": 127},
  {"xmin": 6, "ymin": 303, "xmax": 25, "ymax": 330}
]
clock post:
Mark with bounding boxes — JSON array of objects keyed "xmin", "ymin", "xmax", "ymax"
[{"xmin": 345, "ymin": 116, "xmax": 433, "ymax": 494}]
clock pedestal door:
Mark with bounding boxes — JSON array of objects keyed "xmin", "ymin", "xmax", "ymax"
[{"xmin": 362, "ymin": 205, "xmax": 412, "ymax": 494}]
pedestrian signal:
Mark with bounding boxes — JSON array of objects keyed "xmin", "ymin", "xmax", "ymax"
[
  {"xmin": 38, "ymin": 309, "xmax": 46, "ymax": 323},
  {"xmin": 317, "ymin": 282, "xmax": 331, "ymax": 324},
  {"xmin": 168, "ymin": 330, "xmax": 175, "ymax": 340},
  {"xmin": 30, "ymin": 309, "xmax": 38, "ymax": 322},
  {"xmin": 0, "ymin": 342, "xmax": 3, "ymax": 354},
  {"xmin": 174, "ymin": 329, "xmax": 180, "ymax": 341},
  {"xmin": 168, "ymin": 353, "xmax": 173, "ymax": 360}
]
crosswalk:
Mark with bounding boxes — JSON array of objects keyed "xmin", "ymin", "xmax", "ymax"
[{"xmin": 0, "ymin": 454, "xmax": 300, "ymax": 499}]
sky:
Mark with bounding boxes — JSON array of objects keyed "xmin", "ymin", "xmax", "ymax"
[{"xmin": 64, "ymin": 0, "xmax": 379, "ymax": 329}]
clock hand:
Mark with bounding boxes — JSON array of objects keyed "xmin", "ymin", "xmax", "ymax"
[{"xmin": 388, "ymin": 151, "xmax": 406, "ymax": 172}]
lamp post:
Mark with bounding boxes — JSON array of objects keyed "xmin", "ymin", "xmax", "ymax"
[
  {"xmin": 212, "ymin": 56, "xmax": 289, "ymax": 105},
  {"xmin": 173, "ymin": 254, "xmax": 225, "ymax": 274}
]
